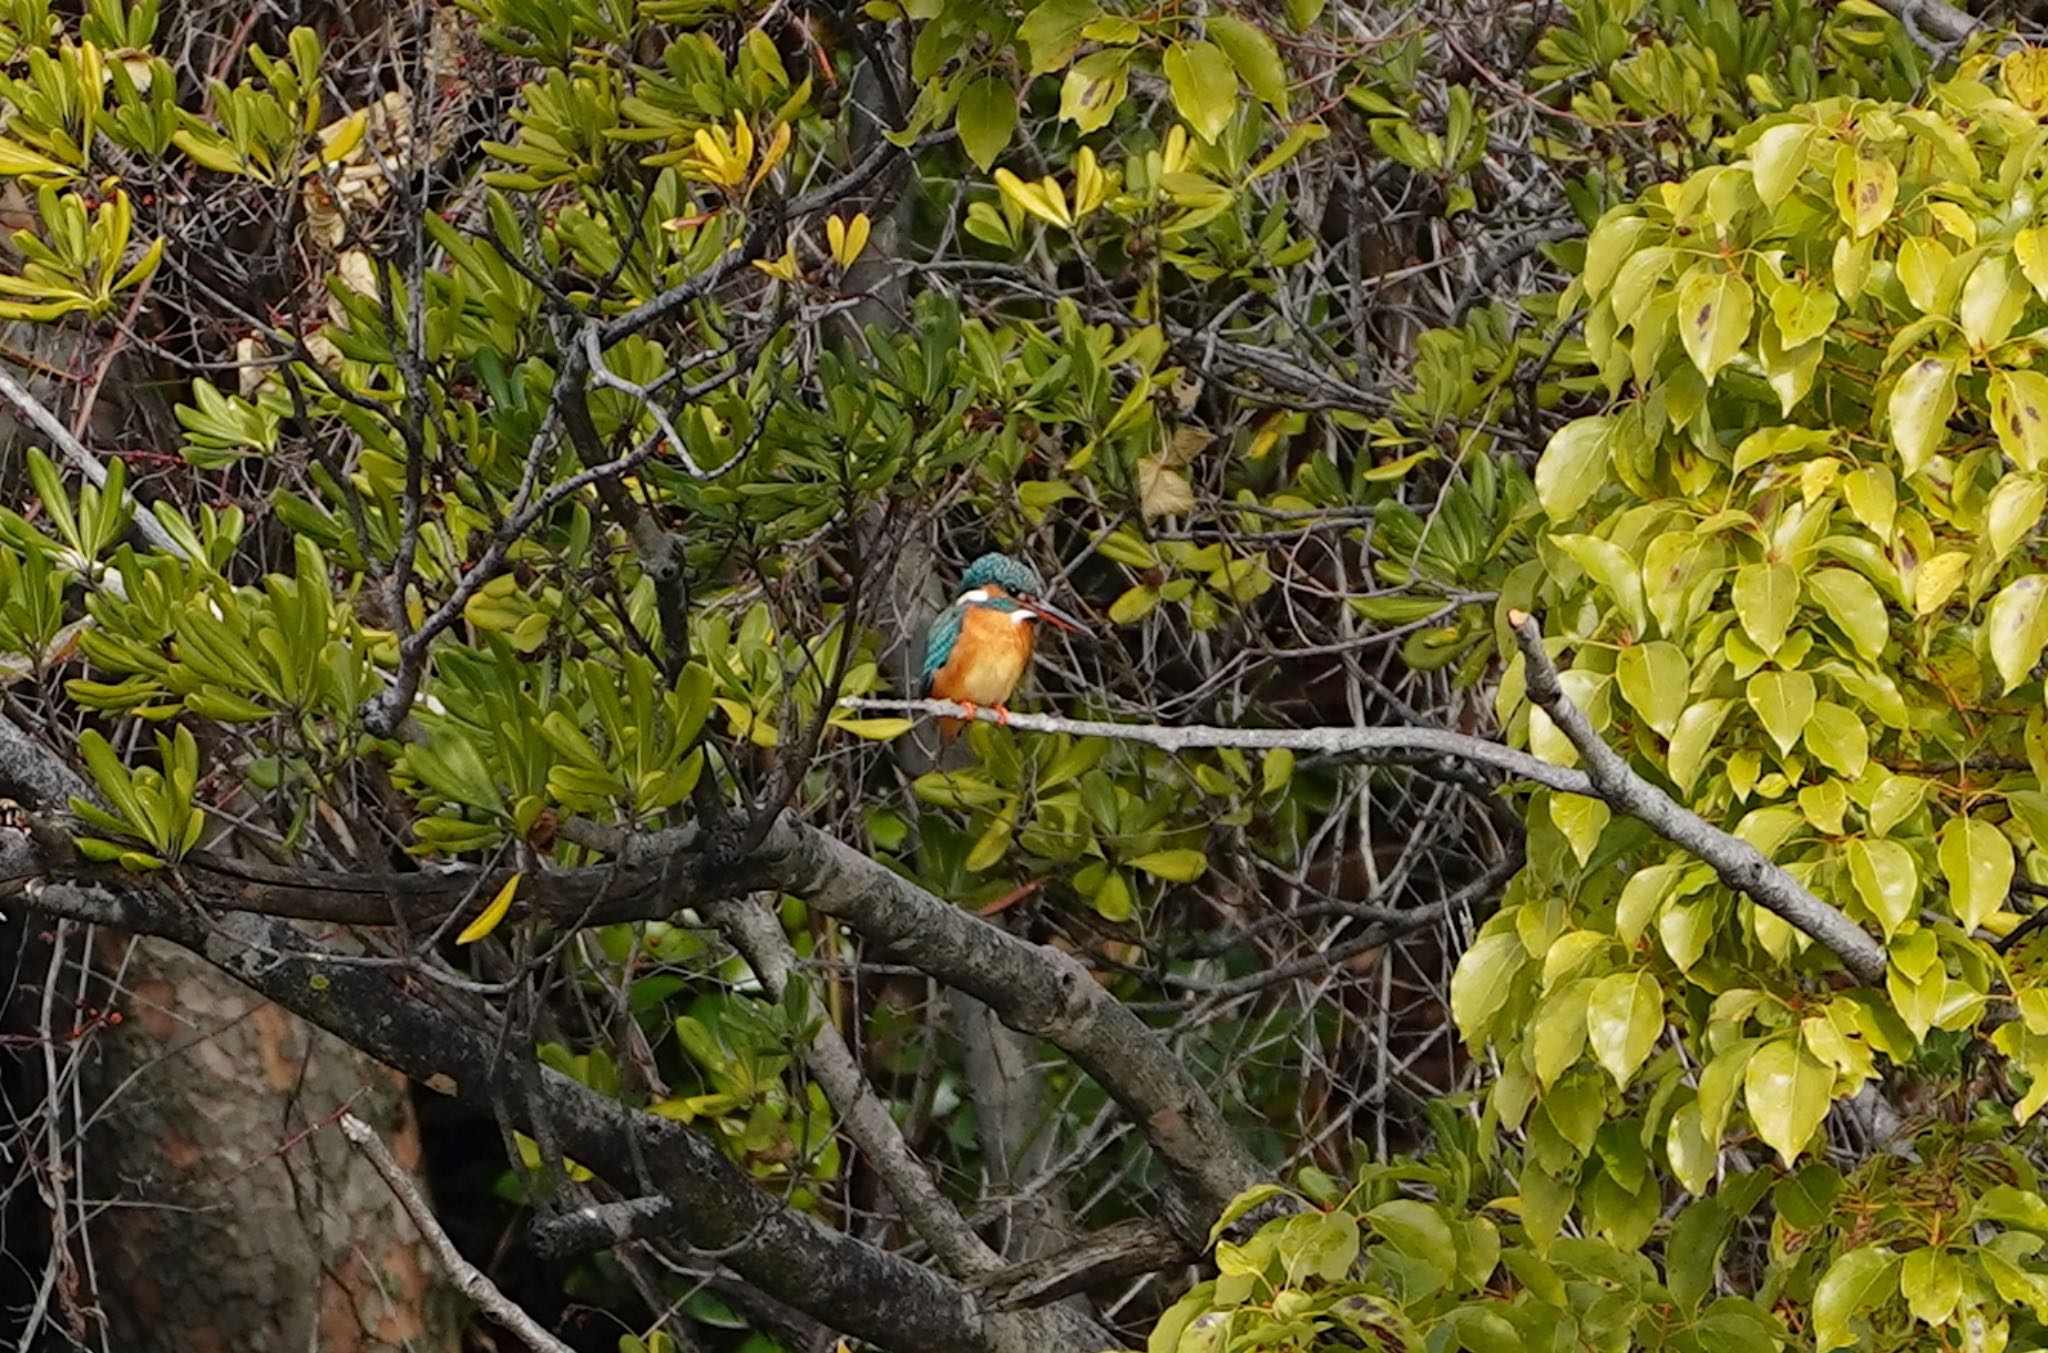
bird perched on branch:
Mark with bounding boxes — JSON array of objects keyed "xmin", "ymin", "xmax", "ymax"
[{"xmin": 921, "ymin": 553, "xmax": 1086, "ymax": 739}]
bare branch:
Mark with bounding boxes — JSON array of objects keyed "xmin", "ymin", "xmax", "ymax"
[
  {"xmin": 838, "ymin": 698, "xmax": 1595, "ymax": 796},
  {"xmin": 1506, "ymin": 612, "xmax": 1888, "ymax": 985},
  {"xmin": 340, "ymin": 1112, "xmax": 577, "ymax": 1353},
  {"xmin": 0, "ymin": 361, "xmax": 188, "ymax": 559},
  {"xmin": 711, "ymin": 894, "xmax": 1004, "ymax": 1277}
]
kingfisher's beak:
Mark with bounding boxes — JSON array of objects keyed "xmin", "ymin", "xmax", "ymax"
[{"xmin": 1024, "ymin": 597, "xmax": 1088, "ymax": 634}]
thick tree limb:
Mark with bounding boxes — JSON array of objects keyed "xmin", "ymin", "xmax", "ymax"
[
  {"xmin": 733, "ymin": 815, "xmax": 1269, "ymax": 1234},
  {"xmin": 26, "ymin": 881, "xmax": 994, "ymax": 1353},
  {"xmin": 963, "ymin": 1220, "xmax": 1193, "ymax": 1312},
  {"xmin": 1506, "ymin": 613, "xmax": 1888, "ymax": 985}
]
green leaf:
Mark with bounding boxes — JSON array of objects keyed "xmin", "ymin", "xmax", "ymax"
[
  {"xmin": 1585, "ymin": 971, "xmax": 1661, "ymax": 1089},
  {"xmin": 1888, "ymin": 356, "xmax": 1957, "ymax": 476},
  {"xmin": 1365, "ymin": 1199, "xmax": 1456, "ymax": 1270},
  {"xmin": 1743, "ymin": 1036, "xmax": 1833, "ymax": 1166},
  {"xmin": 957, "ymin": 76, "xmax": 1018, "ymax": 170},
  {"xmin": 1676, "ymin": 264, "xmax": 1754, "ymax": 383},
  {"xmin": 1732, "ymin": 562, "xmax": 1798, "ymax": 655},
  {"xmin": 1747, "ymin": 669, "xmax": 1815, "ymax": 756},
  {"xmin": 1616, "ymin": 642, "xmax": 1688, "ymax": 737},
  {"xmin": 1847, "ymin": 837, "xmax": 1918, "ymax": 938},
  {"xmin": 1206, "ymin": 15, "xmax": 1289, "ymax": 113},
  {"xmin": 1128, "ymin": 848, "xmax": 1208, "ymax": 882},
  {"xmin": 1807, "ymin": 569, "xmax": 1888, "ymax": 661},
  {"xmin": 1899, "ymin": 1247, "xmax": 1961, "ymax": 1326},
  {"xmin": 1939, "ymin": 814, "xmax": 2014, "ymax": 932},
  {"xmin": 1534, "ymin": 416, "xmax": 1613, "ymax": 522},
  {"xmin": 1812, "ymin": 1245, "xmax": 1900, "ymax": 1352},
  {"xmin": 1018, "ymin": 0, "xmax": 1100, "ymax": 73},
  {"xmin": 1162, "ymin": 40, "xmax": 1239, "ymax": 143}
]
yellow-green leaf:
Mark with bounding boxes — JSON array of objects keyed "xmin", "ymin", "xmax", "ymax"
[
  {"xmin": 1961, "ymin": 255, "xmax": 2025, "ymax": 349},
  {"xmin": 1989, "ymin": 472, "xmax": 2047, "ymax": 562},
  {"xmin": 1807, "ymin": 568, "xmax": 1888, "ymax": 661},
  {"xmin": 1842, "ymin": 465, "xmax": 1897, "ymax": 538},
  {"xmin": 1732, "ymin": 561, "xmax": 1798, "ymax": 655},
  {"xmin": 1585, "ymin": 970, "xmax": 1662, "ymax": 1089},
  {"xmin": 1914, "ymin": 549, "xmax": 1969, "ymax": 616},
  {"xmin": 1058, "ymin": 50, "xmax": 1127, "ymax": 135},
  {"xmin": 457, "ymin": 872, "xmax": 522, "ymax": 945},
  {"xmin": 1668, "ymin": 699, "xmax": 1734, "ymax": 795},
  {"xmin": 1940, "ymin": 814, "xmax": 2014, "ymax": 933},
  {"xmin": 1616, "ymin": 641, "xmax": 1688, "ymax": 736},
  {"xmin": 1676, "ymin": 263, "xmax": 1753, "ymax": 383},
  {"xmin": 834, "ymin": 717, "xmax": 917, "ymax": 740},
  {"xmin": 1989, "ymin": 574, "xmax": 2048, "ymax": 691},
  {"xmin": 1993, "ymin": 369, "xmax": 2048, "ymax": 471},
  {"xmin": 1847, "ymin": 837, "xmax": 1917, "ymax": 938},
  {"xmin": 1805, "ymin": 701, "xmax": 1869, "ymax": 779},
  {"xmin": 1833, "ymin": 147, "xmax": 1897, "ymax": 238},
  {"xmin": 1451, "ymin": 932, "xmax": 1524, "ymax": 1044},
  {"xmin": 1534, "ymin": 416, "xmax": 1613, "ymax": 522},
  {"xmin": 1750, "ymin": 123, "xmax": 1813, "ymax": 208},
  {"xmin": 1128, "ymin": 848, "xmax": 1208, "ymax": 882},
  {"xmin": 1743, "ymin": 1035, "xmax": 1833, "ymax": 1166},
  {"xmin": 1896, "ymin": 235, "xmax": 1951, "ymax": 314},
  {"xmin": 1889, "ymin": 356, "xmax": 1957, "ymax": 476},
  {"xmin": 1206, "ymin": 14, "xmax": 1289, "ymax": 114},
  {"xmin": 1162, "ymin": 39, "xmax": 1238, "ymax": 143},
  {"xmin": 1747, "ymin": 669, "xmax": 1815, "ymax": 755},
  {"xmin": 1814, "ymin": 1246, "xmax": 1901, "ymax": 1353}
]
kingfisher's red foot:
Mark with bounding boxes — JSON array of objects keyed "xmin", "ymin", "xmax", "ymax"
[
  {"xmin": 993, "ymin": 704, "xmax": 1012, "ymax": 726},
  {"xmin": 958, "ymin": 700, "xmax": 979, "ymax": 721}
]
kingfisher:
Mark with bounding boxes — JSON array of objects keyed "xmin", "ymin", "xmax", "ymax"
[{"xmin": 921, "ymin": 552, "xmax": 1087, "ymax": 738}]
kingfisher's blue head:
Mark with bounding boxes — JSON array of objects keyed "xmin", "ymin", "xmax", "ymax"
[{"xmin": 961, "ymin": 553, "xmax": 1045, "ymax": 598}]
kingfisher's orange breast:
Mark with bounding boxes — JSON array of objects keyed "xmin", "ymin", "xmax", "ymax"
[{"xmin": 929, "ymin": 605, "xmax": 1037, "ymax": 709}]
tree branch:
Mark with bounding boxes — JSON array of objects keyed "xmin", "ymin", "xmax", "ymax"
[
  {"xmin": 710, "ymin": 894, "xmax": 1004, "ymax": 1277},
  {"xmin": 734, "ymin": 815, "xmax": 1269, "ymax": 1235},
  {"xmin": 1506, "ymin": 612, "xmax": 1888, "ymax": 985},
  {"xmin": 24, "ymin": 881, "xmax": 994, "ymax": 1353},
  {"xmin": 0, "ymin": 360, "xmax": 188, "ymax": 559},
  {"xmin": 838, "ymin": 698, "xmax": 1594, "ymax": 796},
  {"xmin": 340, "ymin": 1112, "xmax": 577, "ymax": 1353}
]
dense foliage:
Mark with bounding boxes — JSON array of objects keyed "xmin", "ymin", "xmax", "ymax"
[{"xmin": 9, "ymin": 0, "xmax": 2048, "ymax": 1351}]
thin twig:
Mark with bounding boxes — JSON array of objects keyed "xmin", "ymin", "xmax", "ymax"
[
  {"xmin": 0, "ymin": 362, "xmax": 186, "ymax": 558},
  {"xmin": 339, "ymin": 1112, "xmax": 577, "ymax": 1353}
]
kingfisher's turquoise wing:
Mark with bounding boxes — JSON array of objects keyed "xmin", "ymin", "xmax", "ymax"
[{"xmin": 921, "ymin": 606, "xmax": 963, "ymax": 693}]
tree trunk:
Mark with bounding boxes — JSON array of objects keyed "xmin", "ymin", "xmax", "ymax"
[{"xmin": 81, "ymin": 934, "xmax": 461, "ymax": 1352}]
